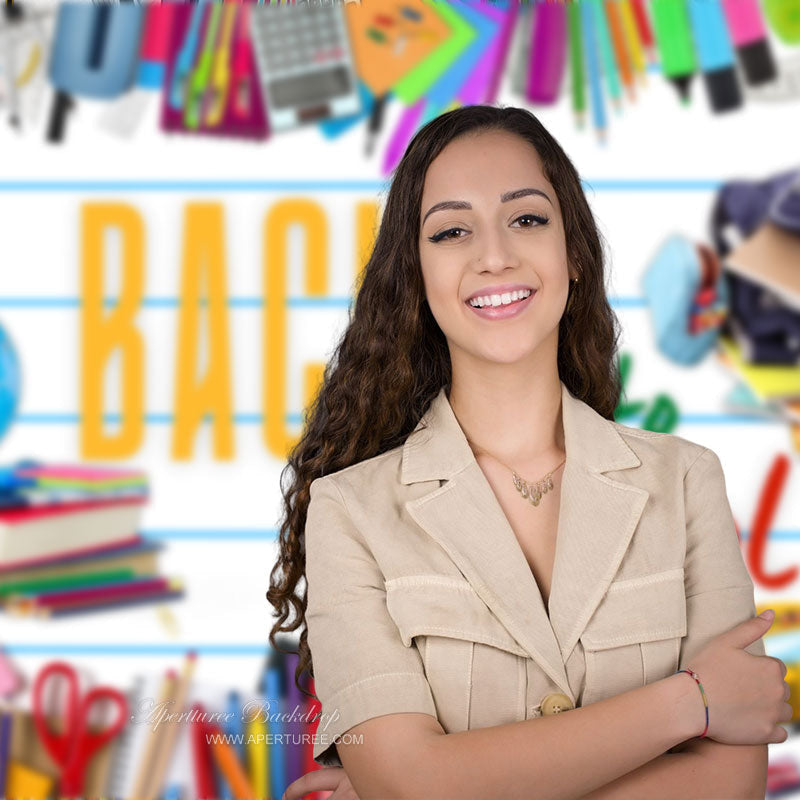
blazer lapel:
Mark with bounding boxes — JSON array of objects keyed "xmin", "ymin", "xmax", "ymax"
[{"xmin": 401, "ymin": 381, "xmax": 650, "ymax": 700}]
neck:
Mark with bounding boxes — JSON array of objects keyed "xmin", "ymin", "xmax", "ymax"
[{"xmin": 447, "ymin": 370, "xmax": 565, "ymax": 473}]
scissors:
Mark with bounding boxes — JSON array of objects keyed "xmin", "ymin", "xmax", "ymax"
[{"xmin": 32, "ymin": 661, "xmax": 128, "ymax": 798}]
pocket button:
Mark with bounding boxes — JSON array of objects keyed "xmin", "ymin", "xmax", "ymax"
[{"xmin": 541, "ymin": 693, "xmax": 574, "ymax": 715}]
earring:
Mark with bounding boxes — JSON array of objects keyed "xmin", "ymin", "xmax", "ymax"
[{"xmin": 566, "ymin": 276, "xmax": 579, "ymax": 312}]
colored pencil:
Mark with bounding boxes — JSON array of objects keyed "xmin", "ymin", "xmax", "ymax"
[
  {"xmin": 142, "ymin": 651, "xmax": 197, "ymax": 800},
  {"xmin": 130, "ymin": 669, "xmax": 178, "ymax": 800}
]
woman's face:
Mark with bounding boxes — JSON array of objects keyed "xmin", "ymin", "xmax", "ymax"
[{"xmin": 418, "ymin": 129, "xmax": 574, "ymax": 367}]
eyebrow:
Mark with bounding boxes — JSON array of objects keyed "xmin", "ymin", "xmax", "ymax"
[{"xmin": 422, "ymin": 187, "xmax": 553, "ymax": 225}]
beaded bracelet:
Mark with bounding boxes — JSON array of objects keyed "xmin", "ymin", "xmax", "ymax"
[{"xmin": 675, "ymin": 667, "xmax": 709, "ymax": 738}]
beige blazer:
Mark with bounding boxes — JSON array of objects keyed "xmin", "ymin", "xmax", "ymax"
[{"xmin": 304, "ymin": 380, "xmax": 764, "ymax": 768}]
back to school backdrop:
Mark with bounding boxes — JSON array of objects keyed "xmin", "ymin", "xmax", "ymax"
[{"xmin": 2, "ymin": 0, "xmax": 800, "ymax": 797}]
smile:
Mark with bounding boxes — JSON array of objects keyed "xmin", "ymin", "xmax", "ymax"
[{"xmin": 465, "ymin": 289, "xmax": 536, "ymax": 320}]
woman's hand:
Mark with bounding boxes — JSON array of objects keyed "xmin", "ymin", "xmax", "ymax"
[{"xmin": 282, "ymin": 766, "xmax": 361, "ymax": 800}]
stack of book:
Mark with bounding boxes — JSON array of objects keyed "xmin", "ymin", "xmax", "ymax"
[{"xmin": 0, "ymin": 462, "xmax": 183, "ymax": 618}]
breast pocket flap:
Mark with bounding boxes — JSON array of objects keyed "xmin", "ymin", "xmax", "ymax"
[
  {"xmin": 385, "ymin": 576, "xmax": 527, "ymax": 657},
  {"xmin": 581, "ymin": 568, "xmax": 687, "ymax": 651}
]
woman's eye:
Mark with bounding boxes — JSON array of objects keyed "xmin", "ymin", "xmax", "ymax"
[
  {"xmin": 428, "ymin": 227, "xmax": 465, "ymax": 243},
  {"xmin": 513, "ymin": 213, "xmax": 550, "ymax": 228},
  {"xmin": 426, "ymin": 214, "xmax": 549, "ymax": 243}
]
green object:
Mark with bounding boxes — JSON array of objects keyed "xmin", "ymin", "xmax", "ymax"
[
  {"xmin": 0, "ymin": 568, "xmax": 136, "ymax": 598},
  {"xmin": 765, "ymin": 0, "xmax": 800, "ymax": 42},
  {"xmin": 567, "ymin": 0, "xmax": 585, "ymax": 124},
  {"xmin": 642, "ymin": 393, "xmax": 679, "ymax": 433},
  {"xmin": 394, "ymin": 0, "xmax": 476, "ymax": 105},
  {"xmin": 651, "ymin": 0, "xmax": 696, "ymax": 104},
  {"xmin": 184, "ymin": 3, "xmax": 223, "ymax": 130}
]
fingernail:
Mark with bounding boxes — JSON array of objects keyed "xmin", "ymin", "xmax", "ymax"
[{"xmin": 759, "ymin": 608, "xmax": 775, "ymax": 619}]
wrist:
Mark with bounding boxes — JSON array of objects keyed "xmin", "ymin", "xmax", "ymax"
[{"xmin": 662, "ymin": 671, "xmax": 708, "ymax": 743}]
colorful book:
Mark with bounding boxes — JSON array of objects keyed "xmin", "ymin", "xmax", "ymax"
[
  {"xmin": 0, "ymin": 498, "xmax": 146, "ymax": 566},
  {"xmin": 0, "ymin": 535, "xmax": 161, "ymax": 580}
]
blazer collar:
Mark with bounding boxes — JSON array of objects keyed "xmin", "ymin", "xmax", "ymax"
[{"xmin": 400, "ymin": 381, "xmax": 649, "ymax": 701}]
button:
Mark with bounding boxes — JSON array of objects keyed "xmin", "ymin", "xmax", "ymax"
[{"xmin": 540, "ymin": 692, "xmax": 574, "ymax": 715}]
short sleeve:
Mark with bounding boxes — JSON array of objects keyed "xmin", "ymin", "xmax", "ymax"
[
  {"xmin": 678, "ymin": 447, "xmax": 765, "ymax": 672},
  {"xmin": 304, "ymin": 476, "xmax": 438, "ymax": 768}
]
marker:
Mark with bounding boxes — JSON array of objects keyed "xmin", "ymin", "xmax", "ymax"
[
  {"xmin": 721, "ymin": 0, "xmax": 778, "ymax": 85},
  {"xmin": 526, "ymin": 0, "xmax": 567, "ymax": 105},
  {"xmin": 763, "ymin": 0, "xmax": 800, "ymax": 43},
  {"xmin": 651, "ymin": 0, "xmax": 696, "ymax": 104},
  {"xmin": 686, "ymin": 0, "xmax": 743, "ymax": 112}
]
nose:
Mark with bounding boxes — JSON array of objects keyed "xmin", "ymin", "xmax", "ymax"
[{"xmin": 474, "ymin": 226, "xmax": 521, "ymax": 273}]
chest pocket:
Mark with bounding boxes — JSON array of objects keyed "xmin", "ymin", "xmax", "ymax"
[
  {"xmin": 385, "ymin": 576, "xmax": 528, "ymax": 733},
  {"xmin": 580, "ymin": 568, "xmax": 687, "ymax": 705}
]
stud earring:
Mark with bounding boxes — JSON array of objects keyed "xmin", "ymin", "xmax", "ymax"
[{"xmin": 566, "ymin": 276, "xmax": 579, "ymax": 312}]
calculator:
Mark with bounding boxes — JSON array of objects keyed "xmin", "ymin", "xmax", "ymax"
[{"xmin": 249, "ymin": 0, "xmax": 361, "ymax": 132}]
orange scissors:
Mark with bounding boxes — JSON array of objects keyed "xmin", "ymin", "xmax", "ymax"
[{"xmin": 32, "ymin": 661, "xmax": 128, "ymax": 798}]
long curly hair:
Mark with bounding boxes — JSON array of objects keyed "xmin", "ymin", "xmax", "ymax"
[{"xmin": 267, "ymin": 104, "xmax": 623, "ymax": 699}]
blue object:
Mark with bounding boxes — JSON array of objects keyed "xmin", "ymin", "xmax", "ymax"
[
  {"xmin": 686, "ymin": 0, "xmax": 742, "ymax": 111},
  {"xmin": 261, "ymin": 649, "xmax": 287, "ymax": 800},
  {"xmin": 769, "ymin": 172, "xmax": 800, "ymax": 235},
  {"xmin": 49, "ymin": 3, "xmax": 146, "ymax": 99},
  {"xmin": 0, "ymin": 323, "xmax": 21, "ymax": 444},
  {"xmin": 225, "ymin": 689, "xmax": 245, "ymax": 762},
  {"xmin": 421, "ymin": 0, "xmax": 500, "ymax": 122},
  {"xmin": 318, "ymin": 79, "xmax": 376, "ymax": 139},
  {"xmin": 580, "ymin": 0, "xmax": 607, "ymax": 137},
  {"xmin": 710, "ymin": 167, "xmax": 800, "ymax": 254},
  {"xmin": 168, "ymin": 1, "xmax": 207, "ymax": 110},
  {"xmin": 642, "ymin": 234, "xmax": 729, "ymax": 365}
]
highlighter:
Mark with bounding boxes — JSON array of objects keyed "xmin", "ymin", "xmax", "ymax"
[
  {"xmin": 686, "ymin": 0, "xmax": 743, "ymax": 112},
  {"xmin": 651, "ymin": 0, "xmax": 696, "ymax": 104},
  {"xmin": 137, "ymin": 3, "xmax": 176, "ymax": 89},
  {"xmin": 764, "ymin": 0, "xmax": 800, "ymax": 42},
  {"xmin": 721, "ymin": 0, "xmax": 778, "ymax": 84},
  {"xmin": 526, "ymin": 0, "xmax": 567, "ymax": 104}
]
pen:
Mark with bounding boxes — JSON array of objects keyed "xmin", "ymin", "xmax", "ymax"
[
  {"xmin": 204, "ymin": 2, "xmax": 238, "ymax": 127},
  {"xmin": 184, "ymin": 2, "xmax": 222, "ymax": 129}
]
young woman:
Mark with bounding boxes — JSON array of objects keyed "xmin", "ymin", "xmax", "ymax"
[{"xmin": 268, "ymin": 105, "xmax": 790, "ymax": 800}]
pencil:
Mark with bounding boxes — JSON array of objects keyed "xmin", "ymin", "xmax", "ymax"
[
  {"xmin": 618, "ymin": 0, "xmax": 647, "ymax": 85},
  {"xmin": 605, "ymin": 0, "xmax": 635, "ymax": 100},
  {"xmin": 141, "ymin": 651, "xmax": 198, "ymax": 800},
  {"xmin": 581, "ymin": 0, "xmax": 608, "ymax": 143},
  {"xmin": 129, "ymin": 669, "xmax": 178, "ymax": 800},
  {"xmin": 567, "ymin": 0, "xmax": 586, "ymax": 129},
  {"xmin": 207, "ymin": 722, "xmax": 256, "ymax": 799},
  {"xmin": 0, "ymin": 709, "xmax": 11, "ymax": 794}
]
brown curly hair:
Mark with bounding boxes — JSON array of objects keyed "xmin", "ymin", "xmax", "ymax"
[{"xmin": 266, "ymin": 104, "xmax": 624, "ymax": 700}]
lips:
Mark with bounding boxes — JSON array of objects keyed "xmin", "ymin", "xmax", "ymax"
[{"xmin": 466, "ymin": 289, "xmax": 536, "ymax": 320}]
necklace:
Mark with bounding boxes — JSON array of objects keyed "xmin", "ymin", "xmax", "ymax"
[{"xmin": 468, "ymin": 440, "xmax": 566, "ymax": 508}]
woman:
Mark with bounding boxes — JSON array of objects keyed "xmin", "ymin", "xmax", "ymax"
[{"xmin": 268, "ymin": 105, "xmax": 790, "ymax": 800}]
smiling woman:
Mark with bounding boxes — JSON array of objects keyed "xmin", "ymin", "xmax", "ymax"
[{"xmin": 268, "ymin": 105, "xmax": 785, "ymax": 800}]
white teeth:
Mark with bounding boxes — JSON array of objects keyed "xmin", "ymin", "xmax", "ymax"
[{"xmin": 468, "ymin": 288, "xmax": 532, "ymax": 308}]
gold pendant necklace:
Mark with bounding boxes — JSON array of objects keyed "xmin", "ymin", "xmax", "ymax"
[{"xmin": 468, "ymin": 441, "xmax": 566, "ymax": 507}]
